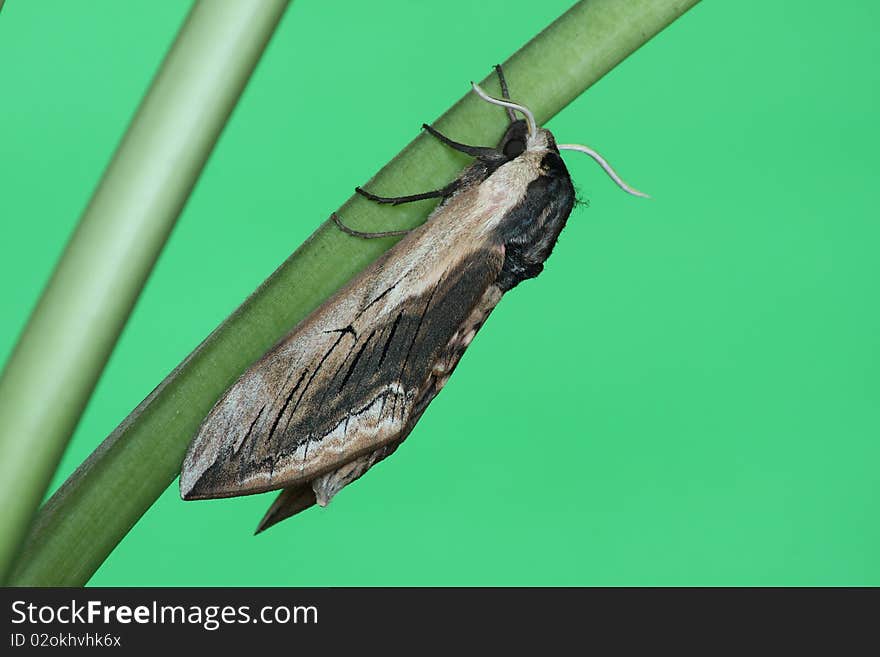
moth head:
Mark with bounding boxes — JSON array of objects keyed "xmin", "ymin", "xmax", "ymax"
[
  {"xmin": 498, "ymin": 119, "xmax": 529, "ymax": 159},
  {"xmin": 471, "ymin": 82, "xmax": 650, "ymax": 199}
]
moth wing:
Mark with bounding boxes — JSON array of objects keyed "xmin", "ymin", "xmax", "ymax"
[
  {"xmin": 254, "ymin": 438, "xmax": 404, "ymax": 534},
  {"xmin": 253, "ymin": 484, "xmax": 316, "ymax": 534},
  {"xmin": 180, "ymin": 239, "xmax": 504, "ymax": 501}
]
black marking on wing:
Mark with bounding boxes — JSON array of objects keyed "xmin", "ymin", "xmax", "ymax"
[
  {"xmin": 290, "ymin": 253, "xmax": 494, "ymax": 463},
  {"xmin": 182, "ymin": 247, "xmax": 504, "ymax": 500},
  {"xmin": 267, "ymin": 372, "xmax": 306, "ymax": 445},
  {"xmin": 265, "ymin": 370, "xmax": 309, "ymax": 478},
  {"xmin": 289, "ymin": 328, "xmax": 354, "ymax": 423},
  {"xmin": 378, "ymin": 312, "xmax": 402, "ymax": 368},
  {"xmin": 241, "ymin": 405, "xmax": 266, "ymax": 450},
  {"xmin": 355, "ymin": 278, "xmax": 403, "ymax": 320},
  {"xmin": 324, "ymin": 324, "xmax": 358, "ymax": 339},
  {"xmin": 404, "ymin": 276, "xmax": 446, "ymax": 375},
  {"xmin": 327, "ymin": 333, "xmax": 360, "ymax": 396},
  {"xmin": 340, "ymin": 329, "xmax": 375, "ymax": 391},
  {"xmin": 391, "ymin": 274, "xmax": 446, "ymax": 421},
  {"xmin": 304, "ymin": 328, "xmax": 366, "ymax": 460},
  {"xmin": 238, "ymin": 405, "xmax": 267, "ymax": 484}
]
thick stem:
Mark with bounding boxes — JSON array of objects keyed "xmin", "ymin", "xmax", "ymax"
[
  {"xmin": 8, "ymin": 0, "xmax": 700, "ymax": 586},
  {"xmin": 0, "ymin": 0, "xmax": 291, "ymax": 583}
]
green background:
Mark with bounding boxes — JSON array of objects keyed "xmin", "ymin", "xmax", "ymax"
[{"xmin": 1, "ymin": 0, "xmax": 878, "ymax": 585}]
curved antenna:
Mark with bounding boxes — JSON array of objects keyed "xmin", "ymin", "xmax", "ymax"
[
  {"xmin": 471, "ymin": 82, "xmax": 537, "ymax": 136},
  {"xmin": 557, "ymin": 143, "xmax": 650, "ymax": 199},
  {"xmin": 493, "ymin": 64, "xmax": 518, "ymax": 123}
]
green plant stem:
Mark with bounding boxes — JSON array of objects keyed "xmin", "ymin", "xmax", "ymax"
[
  {"xmin": 9, "ymin": 0, "xmax": 700, "ymax": 586},
  {"xmin": 0, "ymin": 0, "xmax": 291, "ymax": 583}
]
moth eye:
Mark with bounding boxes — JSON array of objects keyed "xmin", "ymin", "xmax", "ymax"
[{"xmin": 503, "ymin": 139, "xmax": 526, "ymax": 158}]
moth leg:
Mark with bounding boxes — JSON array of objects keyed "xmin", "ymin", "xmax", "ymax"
[
  {"xmin": 331, "ymin": 212, "xmax": 412, "ymax": 239},
  {"xmin": 355, "ymin": 179, "xmax": 459, "ymax": 206},
  {"xmin": 494, "ymin": 64, "xmax": 518, "ymax": 123},
  {"xmin": 421, "ymin": 123, "xmax": 500, "ymax": 159}
]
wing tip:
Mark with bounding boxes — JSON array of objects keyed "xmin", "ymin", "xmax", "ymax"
[
  {"xmin": 179, "ymin": 469, "xmax": 199, "ymax": 501},
  {"xmin": 254, "ymin": 485, "xmax": 318, "ymax": 534},
  {"xmin": 179, "ymin": 434, "xmax": 217, "ymax": 500},
  {"xmin": 179, "ymin": 466, "xmax": 226, "ymax": 501},
  {"xmin": 179, "ymin": 476, "xmax": 204, "ymax": 501}
]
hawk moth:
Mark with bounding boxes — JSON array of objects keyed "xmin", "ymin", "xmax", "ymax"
[{"xmin": 180, "ymin": 66, "xmax": 647, "ymax": 533}]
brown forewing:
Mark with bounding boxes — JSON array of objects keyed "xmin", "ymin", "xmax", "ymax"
[{"xmin": 180, "ymin": 206, "xmax": 505, "ymax": 501}]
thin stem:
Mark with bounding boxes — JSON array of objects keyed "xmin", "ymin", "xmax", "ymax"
[
  {"xmin": 0, "ymin": 0, "xmax": 291, "ymax": 583},
  {"xmin": 8, "ymin": 0, "xmax": 701, "ymax": 586}
]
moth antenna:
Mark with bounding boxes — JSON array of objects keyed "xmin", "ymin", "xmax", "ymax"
[
  {"xmin": 557, "ymin": 143, "xmax": 650, "ymax": 199},
  {"xmin": 493, "ymin": 64, "xmax": 518, "ymax": 123},
  {"xmin": 471, "ymin": 82, "xmax": 537, "ymax": 136}
]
